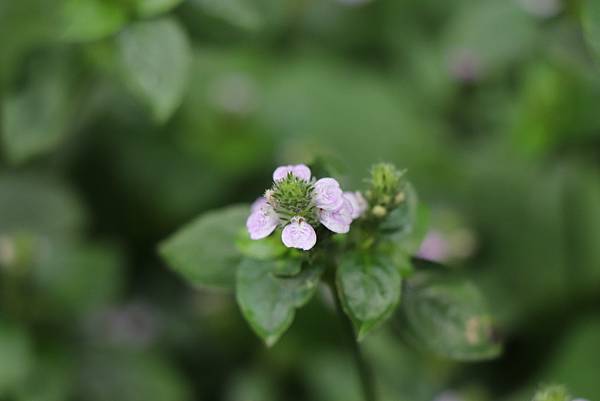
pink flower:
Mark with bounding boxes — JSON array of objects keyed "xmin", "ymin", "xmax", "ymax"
[
  {"xmin": 344, "ymin": 191, "xmax": 367, "ymax": 219},
  {"xmin": 281, "ymin": 218, "xmax": 317, "ymax": 250},
  {"xmin": 314, "ymin": 178, "xmax": 344, "ymax": 211},
  {"xmin": 319, "ymin": 198, "xmax": 353, "ymax": 234},
  {"xmin": 273, "ymin": 164, "xmax": 312, "ymax": 182},
  {"xmin": 246, "ymin": 203, "xmax": 279, "ymax": 240}
]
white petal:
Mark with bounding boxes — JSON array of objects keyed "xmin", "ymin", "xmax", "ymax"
[{"xmin": 281, "ymin": 220, "xmax": 317, "ymax": 250}]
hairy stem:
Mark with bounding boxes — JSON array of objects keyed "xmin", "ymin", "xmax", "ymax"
[{"xmin": 328, "ymin": 281, "xmax": 377, "ymax": 401}]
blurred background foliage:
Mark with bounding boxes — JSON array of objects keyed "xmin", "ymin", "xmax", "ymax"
[{"xmin": 1, "ymin": 0, "xmax": 600, "ymax": 400}]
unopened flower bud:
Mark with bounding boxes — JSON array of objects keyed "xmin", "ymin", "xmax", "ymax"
[
  {"xmin": 372, "ymin": 205, "xmax": 387, "ymax": 218},
  {"xmin": 395, "ymin": 192, "xmax": 405, "ymax": 204}
]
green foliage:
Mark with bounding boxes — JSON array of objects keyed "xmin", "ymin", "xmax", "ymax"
[
  {"xmin": 116, "ymin": 18, "xmax": 191, "ymax": 122},
  {"xmin": 582, "ymin": 0, "xmax": 600, "ymax": 61},
  {"xmin": 0, "ymin": 174, "xmax": 86, "ymax": 239},
  {"xmin": 532, "ymin": 385, "xmax": 571, "ymax": 401},
  {"xmin": 190, "ymin": 0, "xmax": 264, "ymax": 30},
  {"xmin": 400, "ymin": 267, "xmax": 501, "ymax": 361},
  {"xmin": 134, "ymin": 0, "xmax": 183, "ymax": 17},
  {"xmin": 81, "ymin": 351, "xmax": 192, "ymax": 401},
  {"xmin": 336, "ymin": 252, "xmax": 402, "ymax": 340},
  {"xmin": 1, "ymin": 54, "xmax": 77, "ymax": 164},
  {"xmin": 3, "ymin": 0, "xmax": 600, "ymax": 399},
  {"xmin": 58, "ymin": 0, "xmax": 127, "ymax": 42},
  {"xmin": 236, "ymin": 257, "xmax": 323, "ymax": 346},
  {"xmin": 0, "ymin": 322, "xmax": 33, "ymax": 397},
  {"xmin": 160, "ymin": 204, "xmax": 249, "ymax": 290}
]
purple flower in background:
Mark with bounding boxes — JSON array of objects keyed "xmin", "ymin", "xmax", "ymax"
[
  {"xmin": 344, "ymin": 191, "xmax": 367, "ymax": 219},
  {"xmin": 319, "ymin": 198, "xmax": 353, "ymax": 234},
  {"xmin": 417, "ymin": 230, "xmax": 450, "ymax": 262},
  {"xmin": 246, "ymin": 203, "xmax": 279, "ymax": 240},
  {"xmin": 273, "ymin": 164, "xmax": 312, "ymax": 182},
  {"xmin": 281, "ymin": 218, "xmax": 317, "ymax": 250},
  {"xmin": 448, "ymin": 48, "xmax": 482, "ymax": 83},
  {"xmin": 314, "ymin": 178, "xmax": 344, "ymax": 211}
]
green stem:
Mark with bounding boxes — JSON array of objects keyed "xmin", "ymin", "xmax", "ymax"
[{"xmin": 328, "ymin": 281, "xmax": 377, "ymax": 401}]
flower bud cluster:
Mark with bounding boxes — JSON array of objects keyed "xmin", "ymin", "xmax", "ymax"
[
  {"xmin": 365, "ymin": 163, "xmax": 407, "ymax": 218},
  {"xmin": 246, "ymin": 164, "xmax": 367, "ymax": 251}
]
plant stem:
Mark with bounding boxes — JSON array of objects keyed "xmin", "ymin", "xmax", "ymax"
[{"xmin": 329, "ymin": 282, "xmax": 377, "ymax": 401}]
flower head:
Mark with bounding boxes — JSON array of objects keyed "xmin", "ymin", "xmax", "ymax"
[{"xmin": 246, "ymin": 165, "xmax": 356, "ymax": 251}]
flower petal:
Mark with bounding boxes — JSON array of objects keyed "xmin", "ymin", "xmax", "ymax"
[
  {"xmin": 273, "ymin": 164, "xmax": 312, "ymax": 182},
  {"xmin": 246, "ymin": 205, "xmax": 279, "ymax": 240},
  {"xmin": 273, "ymin": 165, "xmax": 293, "ymax": 182},
  {"xmin": 292, "ymin": 164, "xmax": 311, "ymax": 181},
  {"xmin": 250, "ymin": 197, "xmax": 267, "ymax": 213},
  {"xmin": 343, "ymin": 191, "xmax": 367, "ymax": 219},
  {"xmin": 281, "ymin": 219, "xmax": 317, "ymax": 250},
  {"xmin": 314, "ymin": 177, "xmax": 344, "ymax": 211},
  {"xmin": 319, "ymin": 198, "xmax": 353, "ymax": 234}
]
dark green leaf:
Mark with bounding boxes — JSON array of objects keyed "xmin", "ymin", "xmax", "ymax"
[
  {"xmin": 1, "ymin": 55, "xmax": 76, "ymax": 164},
  {"xmin": 0, "ymin": 321, "xmax": 33, "ymax": 397},
  {"xmin": 159, "ymin": 204, "xmax": 249, "ymax": 290},
  {"xmin": 134, "ymin": 0, "xmax": 183, "ymax": 17},
  {"xmin": 336, "ymin": 252, "xmax": 402, "ymax": 341},
  {"xmin": 81, "ymin": 351, "xmax": 192, "ymax": 401},
  {"xmin": 116, "ymin": 18, "xmax": 191, "ymax": 122},
  {"xmin": 190, "ymin": 0, "xmax": 263, "ymax": 30},
  {"xmin": 582, "ymin": 0, "xmax": 600, "ymax": 61},
  {"xmin": 58, "ymin": 0, "xmax": 127, "ymax": 42},
  {"xmin": 236, "ymin": 258, "xmax": 323, "ymax": 346},
  {"xmin": 236, "ymin": 230, "xmax": 287, "ymax": 261},
  {"xmin": 31, "ymin": 242, "xmax": 123, "ymax": 316},
  {"xmin": 444, "ymin": 1, "xmax": 537, "ymax": 76},
  {"xmin": 0, "ymin": 173, "xmax": 86, "ymax": 239},
  {"xmin": 400, "ymin": 270, "xmax": 502, "ymax": 361}
]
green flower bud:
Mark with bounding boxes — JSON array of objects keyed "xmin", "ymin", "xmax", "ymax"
[
  {"xmin": 366, "ymin": 163, "xmax": 406, "ymax": 210},
  {"xmin": 372, "ymin": 205, "xmax": 387, "ymax": 218},
  {"xmin": 532, "ymin": 385, "xmax": 571, "ymax": 401}
]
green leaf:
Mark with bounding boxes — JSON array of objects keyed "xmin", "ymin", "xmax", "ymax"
[
  {"xmin": 531, "ymin": 385, "xmax": 571, "ymax": 401},
  {"xmin": 236, "ymin": 229, "xmax": 287, "ymax": 261},
  {"xmin": 582, "ymin": 0, "xmax": 600, "ymax": 61},
  {"xmin": 159, "ymin": 204, "xmax": 249, "ymax": 290},
  {"xmin": 81, "ymin": 350, "xmax": 192, "ymax": 401},
  {"xmin": 336, "ymin": 252, "xmax": 402, "ymax": 341},
  {"xmin": 400, "ymin": 270, "xmax": 502, "ymax": 361},
  {"xmin": 236, "ymin": 258, "xmax": 323, "ymax": 346},
  {"xmin": 381, "ymin": 183, "xmax": 429, "ymax": 254},
  {"xmin": 444, "ymin": 1, "xmax": 537, "ymax": 77},
  {"xmin": 31, "ymin": 242, "xmax": 123, "ymax": 316},
  {"xmin": 134, "ymin": 0, "xmax": 183, "ymax": 17},
  {"xmin": 116, "ymin": 18, "xmax": 191, "ymax": 123},
  {"xmin": 16, "ymin": 349, "xmax": 74, "ymax": 401},
  {"xmin": 0, "ymin": 321, "xmax": 33, "ymax": 397},
  {"xmin": 1, "ymin": 54, "xmax": 76, "ymax": 164},
  {"xmin": 58, "ymin": 0, "xmax": 127, "ymax": 42},
  {"xmin": 0, "ymin": 173, "xmax": 86, "ymax": 239},
  {"xmin": 190, "ymin": 0, "xmax": 263, "ymax": 30}
]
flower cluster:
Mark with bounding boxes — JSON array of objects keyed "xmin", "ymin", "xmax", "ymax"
[{"xmin": 246, "ymin": 164, "xmax": 367, "ymax": 251}]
